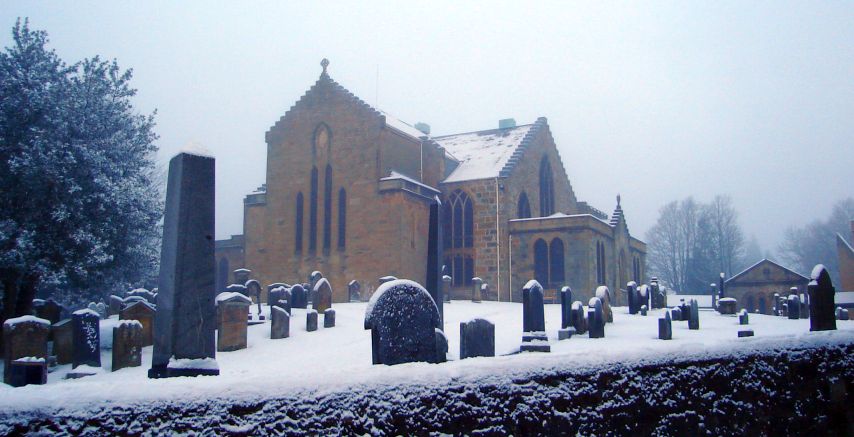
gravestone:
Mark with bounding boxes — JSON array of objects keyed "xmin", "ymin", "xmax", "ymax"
[
  {"xmin": 216, "ymin": 292, "xmax": 251, "ymax": 352},
  {"xmin": 323, "ymin": 309, "xmax": 336, "ymax": 328},
  {"xmin": 126, "ymin": 288, "xmax": 157, "ymax": 305},
  {"xmin": 348, "ymin": 280, "xmax": 361, "ymax": 302},
  {"xmin": 640, "ymin": 305, "xmax": 648, "ymax": 316},
  {"xmin": 471, "ymin": 277, "xmax": 483, "ymax": 303},
  {"xmin": 87, "ymin": 302, "xmax": 98, "ymax": 314},
  {"xmin": 836, "ymin": 307, "xmax": 850, "ymax": 321},
  {"xmin": 435, "ymin": 329, "xmax": 448, "ymax": 363},
  {"xmin": 671, "ymin": 306, "xmax": 683, "ymax": 321},
  {"xmin": 112, "ymin": 320, "xmax": 143, "ymax": 371},
  {"xmin": 739, "ymin": 309, "xmax": 749, "ymax": 325},
  {"xmin": 570, "ymin": 301, "xmax": 588, "ymax": 335},
  {"xmin": 588, "ymin": 297, "xmax": 605, "ymax": 339},
  {"xmin": 787, "ymin": 295, "xmax": 801, "ymax": 320},
  {"xmin": 627, "ymin": 281, "xmax": 639, "ymax": 315},
  {"xmin": 363, "ymin": 279, "xmax": 444, "ymax": 365},
  {"xmin": 310, "ymin": 270, "xmax": 323, "ymax": 289},
  {"xmin": 773, "ymin": 293, "xmax": 781, "ymax": 316},
  {"xmin": 595, "ymin": 286, "xmax": 613, "ymax": 323},
  {"xmin": 425, "ymin": 198, "xmax": 444, "ymax": 321},
  {"xmin": 460, "ymin": 318, "xmax": 495, "ymax": 359},
  {"xmin": 233, "ymin": 269, "xmax": 251, "ymax": 285},
  {"xmin": 33, "ymin": 299, "xmax": 63, "ymax": 325},
  {"xmin": 638, "ymin": 284, "xmax": 650, "ymax": 311},
  {"xmin": 717, "ymin": 297, "xmax": 737, "ymax": 315},
  {"xmin": 558, "ymin": 287, "xmax": 574, "ymax": 340},
  {"xmin": 245, "ymin": 279, "xmax": 263, "ymax": 318},
  {"xmin": 52, "ymin": 319, "xmax": 73, "ymax": 365},
  {"xmin": 3, "ymin": 316, "xmax": 50, "ymax": 385},
  {"xmin": 378, "ymin": 276, "xmax": 397, "ymax": 285},
  {"xmin": 149, "ymin": 152, "xmax": 219, "ymax": 378},
  {"xmin": 109, "ymin": 295, "xmax": 124, "ymax": 317},
  {"xmin": 794, "ymin": 287, "xmax": 809, "ymax": 319},
  {"xmin": 442, "ymin": 275, "xmax": 452, "ymax": 303},
  {"xmin": 650, "ymin": 278, "xmax": 665, "ymax": 309},
  {"xmin": 678, "ymin": 300, "xmax": 690, "ymax": 321},
  {"xmin": 521, "ymin": 280, "xmax": 549, "ymax": 352},
  {"xmin": 95, "ymin": 302, "xmax": 108, "ymax": 320},
  {"xmin": 8, "ymin": 358, "xmax": 47, "ymax": 387},
  {"xmin": 120, "ymin": 300, "xmax": 156, "ymax": 346},
  {"xmin": 312, "ymin": 278, "xmax": 333, "ymax": 314},
  {"xmin": 738, "ymin": 329, "xmax": 754, "ymax": 337},
  {"xmin": 290, "ymin": 284, "xmax": 308, "ymax": 309},
  {"xmin": 306, "ymin": 310, "xmax": 318, "ymax": 332},
  {"xmin": 808, "ymin": 265, "xmax": 836, "ymax": 331},
  {"xmin": 226, "ymin": 283, "xmax": 248, "ymax": 296},
  {"xmin": 269, "ymin": 286, "xmax": 291, "ymax": 314},
  {"xmin": 688, "ymin": 299, "xmax": 700, "ymax": 330},
  {"xmin": 658, "ymin": 310, "xmax": 672, "ymax": 340},
  {"xmin": 271, "ymin": 306, "xmax": 290, "ymax": 339},
  {"xmin": 72, "ymin": 309, "xmax": 101, "ymax": 369}
]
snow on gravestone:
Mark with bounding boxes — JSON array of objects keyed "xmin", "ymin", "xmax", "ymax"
[
  {"xmin": 306, "ymin": 310, "xmax": 318, "ymax": 332},
  {"xmin": 312, "ymin": 278, "xmax": 333, "ymax": 314},
  {"xmin": 658, "ymin": 310, "xmax": 672, "ymax": 340},
  {"xmin": 808, "ymin": 265, "xmax": 836, "ymax": 332},
  {"xmin": 471, "ymin": 277, "xmax": 483, "ymax": 303},
  {"xmin": 570, "ymin": 301, "xmax": 588, "ymax": 335},
  {"xmin": 521, "ymin": 280, "xmax": 549, "ymax": 352},
  {"xmin": 3, "ymin": 315, "xmax": 50, "ymax": 385},
  {"xmin": 33, "ymin": 299, "xmax": 63, "ymax": 325},
  {"xmin": 595, "ymin": 286, "xmax": 613, "ymax": 323},
  {"xmin": 788, "ymin": 295, "xmax": 801, "ymax": 320},
  {"xmin": 72, "ymin": 309, "xmax": 101, "ymax": 369},
  {"xmin": 588, "ymin": 297, "xmax": 606, "ymax": 339},
  {"xmin": 120, "ymin": 300, "xmax": 155, "ymax": 347},
  {"xmin": 290, "ymin": 284, "xmax": 308, "ymax": 309},
  {"xmin": 688, "ymin": 299, "xmax": 700, "ymax": 330},
  {"xmin": 558, "ymin": 287, "xmax": 576, "ymax": 340},
  {"xmin": 108, "ymin": 295, "xmax": 124, "ymax": 317},
  {"xmin": 269, "ymin": 286, "xmax": 292, "ymax": 314},
  {"xmin": 627, "ymin": 281, "xmax": 639, "ymax": 315},
  {"xmin": 323, "ymin": 309, "xmax": 336, "ymax": 328},
  {"xmin": 112, "ymin": 320, "xmax": 143, "ymax": 372},
  {"xmin": 348, "ymin": 280, "xmax": 361, "ymax": 302},
  {"xmin": 149, "ymin": 151, "xmax": 218, "ymax": 378},
  {"xmin": 460, "ymin": 318, "xmax": 495, "ymax": 359},
  {"xmin": 364, "ymin": 279, "xmax": 445, "ymax": 365},
  {"xmin": 270, "ymin": 306, "xmax": 290, "ymax": 339},
  {"xmin": 52, "ymin": 319, "xmax": 73, "ymax": 365},
  {"xmin": 216, "ymin": 292, "xmax": 251, "ymax": 352}
]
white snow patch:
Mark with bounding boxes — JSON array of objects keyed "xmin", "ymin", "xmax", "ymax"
[
  {"xmin": 216, "ymin": 292, "xmax": 252, "ymax": 305},
  {"xmin": 178, "ymin": 140, "xmax": 214, "ymax": 159},
  {"xmin": 3, "ymin": 315, "xmax": 50, "ymax": 328},
  {"xmin": 168, "ymin": 357, "xmax": 219, "ymax": 370}
]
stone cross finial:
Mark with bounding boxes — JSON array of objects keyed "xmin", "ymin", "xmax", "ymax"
[{"xmin": 321, "ymin": 58, "xmax": 329, "ymax": 74}]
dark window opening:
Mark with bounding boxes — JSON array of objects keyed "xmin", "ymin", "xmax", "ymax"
[
  {"xmin": 309, "ymin": 167, "xmax": 318, "ymax": 252},
  {"xmin": 337, "ymin": 188, "xmax": 346, "ymax": 249},
  {"xmin": 295, "ymin": 192, "xmax": 304, "ymax": 253},
  {"xmin": 518, "ymin": 192, "xmax": 531, "ymax": 219}
]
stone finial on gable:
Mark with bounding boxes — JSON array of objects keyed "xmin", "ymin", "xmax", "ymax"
[{"xmin": 321, "ymin": 58, "xmax": 330, "ymax": 75}]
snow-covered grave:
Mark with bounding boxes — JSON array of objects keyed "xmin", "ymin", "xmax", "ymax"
[{"xmin": 0, "ymin": 300, "xmax": 852, "ymax": 411}]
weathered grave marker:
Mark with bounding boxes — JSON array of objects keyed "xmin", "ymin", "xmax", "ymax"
[
  {"xmin": 120, "ymin": 300, "xmax": 156, "ymax": 347},
  {"xmin": 149, "ymin": 152, "xmax": 219, "ymax": 378},
  {"xmin": 306, "ymin": 310, "xmax": 318, "ymax": 332},
  {"xmin": 364, "ymin": 279, "xmax": 444, "ymax": 365},
  {"xmin": 471, "ymin": 277, "xmax": 483, "ymax": 303},
  {"xmin": 688, "ymin": 299, "xmax": 700, "ymax": 330},
  {"xmin": 658, "ymin": 310, "xmax": 672, "ymax": 340},
  {"xmin": 323, "ymin": 309, "xmax": 336, "ymax": 328},
  {"xmin": 271, "ymin": 306, "xmax": 290, "ymax": 339},
  {"xmin": 312, "ymin": 278, "xmax": 333, "ymax": 314},
  {"xmin": 521, "ymin": 280, "xmax": 549, "ymax": 352},
  {"xmin": 460, "ymin": 318, "xmax": 495, "ymax": 359},
  {"xmin": 3, "ymin": 316, "xmax": 50, "ymax": 385},
  {"xmin": 787, "ymin": 295, "xmax": 801, "ymax": 320},
  {"xmin": 216, "ymin": 292, "xmax": 251, "ymax": 352},
  {"xmin": 808, "ymin": 265, "xmax": 836, "ymax": 331},
  {"xmin": 112, "ymin": 320, "xmax": 143, "ymax": 371},
  {"xmin": 348, "ymin": 280, "xmax": 361, "ymax": 302},
  {"xmin": 52, "ymin": 319, "xmax": 73, "ymax": 365},
  {"xmin": 595, "ymin": 286, "xmax": 613, "ymax": 323}
]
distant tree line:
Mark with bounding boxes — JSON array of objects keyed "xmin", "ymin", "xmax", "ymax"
[
  {"xmin": 777, "ymin": 197, "xmax": 853, "ymax": 287},
  {"xmin": 0, "ymin": 20, "xmax": 162, "ymax": 322},
  {"xmin": 645, "ymin": 195, "xmax": 748, "ymax": 293}
]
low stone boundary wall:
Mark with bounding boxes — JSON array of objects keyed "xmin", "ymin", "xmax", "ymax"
[{"xmin": 1, "ymin": 342, "xmax": 852, "ymax": 435}]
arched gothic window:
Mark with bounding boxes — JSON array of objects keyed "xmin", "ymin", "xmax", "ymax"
[
  {"xmin": 450, "ymin": 255, "xmax": 474, "ymax": 287},
  {"xmin": 534, "ymin": 239, "xmax": 549, "ymax": 287},
  {"xmin": 517, "ymin": 192, "xmax": 531, "ymax": 219},
  {"xmin": 549, "ymin": 238, "xmax": 565, "ymax": 285},
  {"xmin": 539, "ymin": 156, "xmax": 555, "ymax": 216},
  {"xmin": 447, "ymin": 190, "xmax": 474, "ymax": 248},
  {"xmin": 295, "ymin": 192, "xmax": 304, "ymax": 253},
  {"xmin": 309, "ymin": 167, "xmax": 318, "ymax": 252},
  {"xmin": 323, "ymin": 164, "xmax": 333, "ymax": 251},
  {"xmin": 337, "ymin": 188, "xmax": 346, "ymax": 249}
]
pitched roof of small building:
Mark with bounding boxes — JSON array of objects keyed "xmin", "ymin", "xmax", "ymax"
[{"xmin": 725, "ymin": 258, "xmax": 808, "ymax": 284}]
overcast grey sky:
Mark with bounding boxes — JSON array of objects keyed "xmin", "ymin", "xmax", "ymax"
[{"xmin": 2, "ymin": 2, "xmax": 852, "ymax": 253}]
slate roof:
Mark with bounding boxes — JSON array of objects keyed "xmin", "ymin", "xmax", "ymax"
[{"xmin": 725, "ymin": 258, "xmax": 809, "ymax": 284}]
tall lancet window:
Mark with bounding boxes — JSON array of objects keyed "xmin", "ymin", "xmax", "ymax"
[
  {"xmin": 337, "ymin": 188, "xmax": 346, "ymax": 249},
  {"xmin": 309, "ymin": 166, "xmax": 318, "ymax": 253},
  {"xmin": 295, "ymin": 192, "xmax": 304, "ymax": 253},
  {"xmin": 517, "ymin": 192, "xmax": 531, "ymax": 219},
  {"xmin": 539, "ymin": 156, "xmax": 555, "ymax": 216},
  {"xmin": 323, "ymin": 164, "xmax": 333, "ymax": 251}
]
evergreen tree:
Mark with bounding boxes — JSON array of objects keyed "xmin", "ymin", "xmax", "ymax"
[{"xmin": 0, "ymin": 19, "xmax": 162, "ymax": 321}]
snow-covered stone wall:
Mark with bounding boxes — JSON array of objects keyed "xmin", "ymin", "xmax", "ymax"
[{"xmin": 1, "ymin": 340, "xmax": 851, "ymax": 435}]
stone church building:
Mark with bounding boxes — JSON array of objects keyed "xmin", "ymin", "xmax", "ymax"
[{"xmin": 215, "ymin": 61, "xmax": 646, "ymax": 304}]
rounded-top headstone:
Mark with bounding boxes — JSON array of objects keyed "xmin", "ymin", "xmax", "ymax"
[{"xmin": 364, "ymin": 279, "xmax": 442, "ymax": 365}]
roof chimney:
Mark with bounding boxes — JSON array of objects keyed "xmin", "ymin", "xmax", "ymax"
[
  {"xmin": 414, "ymin": 122, "xmax": 431, "ymax": 135},
  {"xmin": 499, "ymin": 118, "xmax": 516, "ymax": 129}
]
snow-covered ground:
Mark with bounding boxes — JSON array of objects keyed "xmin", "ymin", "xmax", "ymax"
[{"xmin": 1, "ymin": 301, "xmax": 852, "ymax": 413}]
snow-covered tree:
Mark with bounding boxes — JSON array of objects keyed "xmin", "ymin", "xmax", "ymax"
[{"xmin": 0, "ymin": 19, "xmax": 162, "ymax": 321}]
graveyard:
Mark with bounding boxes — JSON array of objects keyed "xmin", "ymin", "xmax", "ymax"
[{"xmin": 1, "ymin": 292, "xmax": 852, "ymax": 434}]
